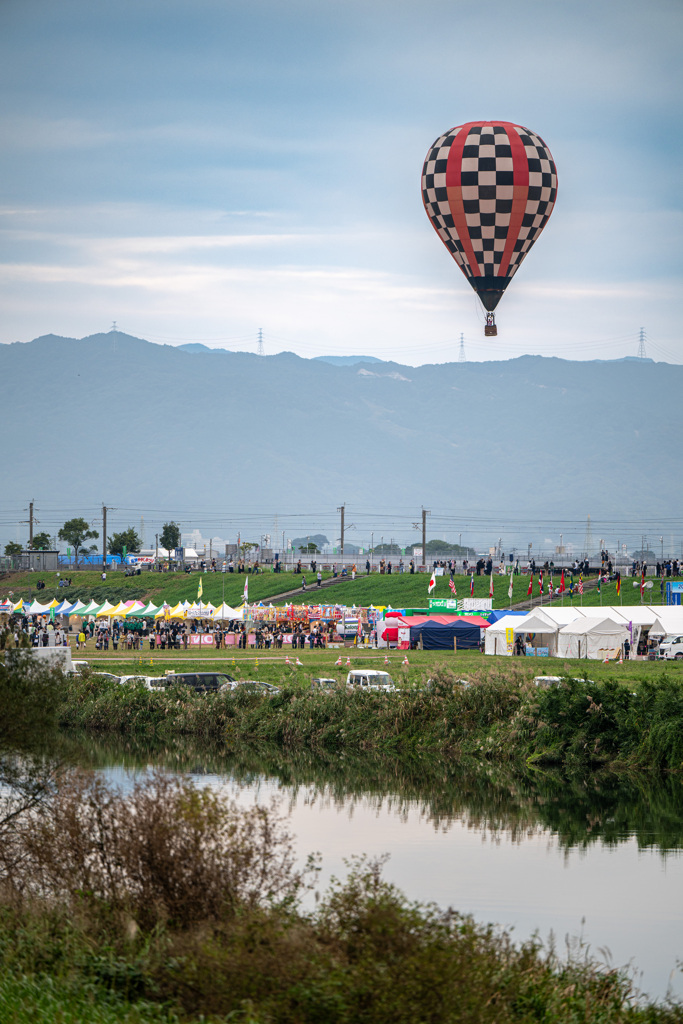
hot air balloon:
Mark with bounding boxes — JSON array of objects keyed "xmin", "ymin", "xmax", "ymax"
[{"xmin": 422, "ymin": 121, "xmax": 557, "ymax": 336}]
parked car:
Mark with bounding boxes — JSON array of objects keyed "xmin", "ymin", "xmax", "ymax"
[
  {"xmin": 311, "ymin": 677, "xmax": 338, "ymax": 692},
  {"xmin": 161, "ymin": 672, "xmax": 236, "ymax": 692},
  {"xmin": 219, "ymin": 679, "xmax": 280, "ymax": 694},
  {"xmin": 118, "ymin": 674, "xmax": 163, "ymax": 690},
  {"xmin": 658, "ymin": 635, "xmax": 683, "ymax": 660},
  {"xmin": 346, "ymin": 669, "xmax": 395, "ymax": 691}
]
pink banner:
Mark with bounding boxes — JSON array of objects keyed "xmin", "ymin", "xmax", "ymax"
[{"xmin": 189, "ymin": 634, "xmax": 215, "ymax": 646}]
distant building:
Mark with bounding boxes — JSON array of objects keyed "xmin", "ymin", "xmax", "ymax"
[{"xmin": 19, "ymin": 549, "xmax": 59, "ymax": 571}]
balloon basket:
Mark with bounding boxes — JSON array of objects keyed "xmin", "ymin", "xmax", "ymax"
[{"xmin": 484, "ymin": 324, "xmax": 497, "ymax": 337}]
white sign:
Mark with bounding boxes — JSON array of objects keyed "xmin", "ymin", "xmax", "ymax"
[
  {"xmin": 461, "ymin": 598, "xmax": 493, "ymax": 611},
  {"xmin": 434, "ymin": 567, "xmax": 444, "ymax": 576},
  {"xmin": 412, "ymin": 547, "xmax": 423, "ymax": 560}
]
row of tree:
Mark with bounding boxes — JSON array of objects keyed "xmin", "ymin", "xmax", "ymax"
[{"xmin": 4, "ymin": 520, "xmax": 183, "ymax": 563}]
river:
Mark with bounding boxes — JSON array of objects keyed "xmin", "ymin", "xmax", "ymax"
[{"xmin": 73, "ymin": 732, "xmax": 683, "ymax": 1002}]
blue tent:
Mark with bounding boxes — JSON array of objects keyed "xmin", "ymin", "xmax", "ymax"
[
  {"xmin": 487, "ymin": 609, "xmax": 528, "ymax": 624},
  {"xmin": 410, "ymin": 619, "xmax": 482, "ymax": 651}
]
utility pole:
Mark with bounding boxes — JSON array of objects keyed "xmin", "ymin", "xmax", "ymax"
[
  {"xmin": 102, "ymin": 505, "xmax": 108, "ymax": 569},
  {"xmin": 21, "ymin": 501, "xmax": 38, "ymax": 549},
  {"xmin": 155, "ymin": 533, "xmax": 159, "ymax": 562},
  {"xmin": 338, "ymin": 505, "xmax": 345, "ymax": 563},
  {"xmin": 422, "ymin": 507, "xmax": 430, "ymax": 567}
]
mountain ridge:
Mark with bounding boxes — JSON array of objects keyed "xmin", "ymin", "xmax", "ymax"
[{"xmin": 0, "ymin": 332, "xmax": 679, "ymax": 545}]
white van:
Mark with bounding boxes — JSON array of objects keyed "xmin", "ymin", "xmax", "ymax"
[
  {"xmin": 346, "ymin": 669, "xmax": 395, "ymax": 691},
  {"xmin": 658, "ymin": 635, "xmax": 683, "ymax": 660}
]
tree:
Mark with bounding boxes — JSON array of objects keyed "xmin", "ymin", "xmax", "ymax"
[
  {"xmin": 4, "ymin": 542, "xmax": 22, "ymax": 556},
  {"xmin": 373, "ymin": 543, "xmax": 400, "ymax": 555},
  {"xmin": 108, "ymin": 529, "xmax": 142, "ymax": 559},
  {"xmin": 239, "ymin": 542, "xmax": 258, "ymax": 560},
  {"xmin": 31, "ymin": 532, "xmax": 52, "ymax": 551},
  {"xmin": 160, "ymin": 522, "xmax": 181, "ymax": 551},
  {"xmin": 298, "ymin": 542, "xmax": 319, "ymax": 554},
  {"xmin": 58, "ymin": 518, "xmax": 99, "ymax": 566}
]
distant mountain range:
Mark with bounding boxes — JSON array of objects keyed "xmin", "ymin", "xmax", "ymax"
[
  {"xmin": 0, "ymin": 332, "xmax": 679, "ymax": 549},
  {"xmin": 176, "ymin": 345, "xmax": 383, "ymax": 366}
]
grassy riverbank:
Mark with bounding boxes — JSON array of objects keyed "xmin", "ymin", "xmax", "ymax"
[
  {"xmin": 1, "ymin": 769, "xmax": 681, "ymax": 1023},
  {"xmin": 5, "ymin": 566, "xmax": 681, "ymax": 609},
  {"xmin": 56, "ymin": 665, "xmax": 683, "ymax": 773}
]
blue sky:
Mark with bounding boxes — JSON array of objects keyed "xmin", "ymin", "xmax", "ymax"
[{"xmin": 1, "ymin": 0, "xmax": 681, "ymax": 364}]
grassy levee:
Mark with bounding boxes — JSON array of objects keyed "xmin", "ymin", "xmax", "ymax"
[
  {"xmin": 5, "ymin": 566, "xmax": 682, "ymax": 608},
  {"xmin": 56, "ymin": 666, "xmax": 683, "ymax": 773}
]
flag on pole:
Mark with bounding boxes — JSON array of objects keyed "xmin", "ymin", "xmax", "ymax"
[
  {"xmin": 559, "ymin": 570, "xmax": 566, "ymax": 594},
  {"xmin": 448, "ymin": 578, "xmax": 457, "ymax": 595},
  {"xmin": 527, "ymin": 575, "xmax": 533, "ymax": 597},
  {"xmin": 470, "ymin": 574, "xmax": 474, "ymax": 596},
  {"xmin": 640, "ymin": 573, "xmax": 645, "ymax": 597},
  {"xmin": 538, "ymin": 571, "xmax": 543, "ymax": 595},
  {"xmin": 488, "ymin": 572, "xmax": 494, "ymax": 599},
  {"xmin": 508, "ymin": 572, "xmax": 514, "ymax": 600},
  {"xmin": 243, "ymin": 577, "xmax": 249, "ymax": 604},
  {"xmin": 578, "ymin": 576, "xmax": 584, "ymax": 595},
  {"xmin": 428, "ymin": 571, "xmax": 436, "ymax": 594},
  {"xmin": 616, "ymin": 573, "xmax": 621, "ymax": 596},
  {"xmin": 197, "ymin": 576, "xmax": 203, "ymax": 600},
  {"xmin": 548, "ymin": 575, "xmax": 553, "ymax": 596}
]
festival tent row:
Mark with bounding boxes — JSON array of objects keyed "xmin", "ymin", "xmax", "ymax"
[{"xmin": 485, "ymin": 609, "xmax": 633, "ymax": 659}]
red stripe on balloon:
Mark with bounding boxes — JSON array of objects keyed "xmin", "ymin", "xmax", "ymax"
[
  {"xmin": 498, "ymin": 124, "xmax": 529, "ymax": 278},
  {"xmin": 445, "ymin": 123, "xmax": 481, "ymax": 278}
]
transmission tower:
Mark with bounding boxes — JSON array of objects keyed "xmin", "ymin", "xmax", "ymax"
[
  {"xmin": 257, "ymin": 328, "xmax": 264, "ymax": 357},
  {"xmin": 583, "ymin": 514, "xmax": 594, "ymax": 559},
  {"xmin": 110, "ymin": 321, "xmax": 118, "ymax": 332},
  {"xmin": 458, "ymin": 333, "xmax": 466, "ymax": 363},
  {"xmin": 637, "ymin": 327, "xmax": 647, "ymax": 359}
]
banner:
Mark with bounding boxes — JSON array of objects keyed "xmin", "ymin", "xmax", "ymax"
[
  {"xmin": 428, "ymin": 598, "xmax": 457, "ymax": 610},
  {"xmin": 505, "ymin": 627, "xmax": 514, "ymax": 655},
  {"xmin": 189, "ymin": 634, "xmax": 215, "ymax": 646},
  {"xmin": 460, "ymin": 598, "xmax": 493, "ymax": 611}
]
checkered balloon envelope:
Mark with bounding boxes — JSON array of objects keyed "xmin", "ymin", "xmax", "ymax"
[{"xmin": 422, "ymin": 121, "xmax": 557, "ymax": 328}]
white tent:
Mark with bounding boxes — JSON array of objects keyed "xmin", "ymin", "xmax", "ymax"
[
  {"xmin": 484, "ymin": 610, "xmax": 559, "ymax": 656},
  {"xmin": 513, "ymin": 610, "xmax": 561, "ymax": 656},
  {"xmin": 557, "ymin": 616, "xmax": 629, "ymax": 660},
  {"xmin": 484, "ymin": 615, "xmax": 524, "ymax": 656},
  {"xmin": 647, "ymin": 607, "xmax": 683, "ymax": 636},
  {"xmin": 535, "ymin": 606, "xmax": 591, "ymax": 626},
  {"xmin": 212, "ymin": 602, "xmax": 243, "ymax": 621}
]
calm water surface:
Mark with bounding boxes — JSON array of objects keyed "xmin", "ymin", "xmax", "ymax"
[{"xmin": 93, "ymin": 738, "xmax": 683, "ymax": 1002}]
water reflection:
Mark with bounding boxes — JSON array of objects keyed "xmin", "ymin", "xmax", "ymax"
[{"xmin": 53, "ymin": 730, "xmax": 683, "ymax": 854}]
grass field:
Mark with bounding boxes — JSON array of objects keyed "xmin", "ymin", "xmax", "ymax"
[
  {"xmin": 3, "ymin": 567, "xmax": 680, "ymax": 610},
  {"xmin": 76, "ymin": 644, "xmax": 683, "ymax": 691}
]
